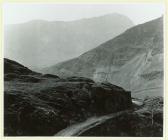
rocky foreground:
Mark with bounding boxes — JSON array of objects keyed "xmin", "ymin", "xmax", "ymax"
[
  {"xmin": 4, "ymin": 58, "xmax": 132, "ymax": 136},
  {"xmin": 4, "ymin": 58, "xmax": 163, "ymax": 136}
]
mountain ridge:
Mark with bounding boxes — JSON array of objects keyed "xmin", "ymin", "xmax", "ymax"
[
  {"xmin": 43, "ymin": 16, "xmax": 163, "ymax": 99},
  {"xmin": 5, "ymin": 13, "xmax": 133, "ymax": 25},
  {"xmin": 4, "ymin": 13, "xmax": 134, "ymax": 70}
]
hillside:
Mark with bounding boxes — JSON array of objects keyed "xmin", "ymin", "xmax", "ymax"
[
  {"xmin": 4, "ymin": 58, "xmax": 132, "ymax": 136},
  {"xmin": 4, "ymin": 13, "xmax": 134, "ymax": 70},
  {"xmin": 44, "ymin": 17, "xmax": 163, "ymax": 99},
  {"xmin": 79, "ymin": 97, "xmax": 163, "ymax": 137},
  {"xmin": 4, "ymin": 58, "xmax": 163, "ymax": 136}
]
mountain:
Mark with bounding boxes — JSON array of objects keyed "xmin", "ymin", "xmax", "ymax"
[
  {"xmin": 4, "ymin": 13, "xmax": 134, "ymax": 70},
  {"xmin": 44, "ymin": 17, "xmax": 163, "ymax": 99}
]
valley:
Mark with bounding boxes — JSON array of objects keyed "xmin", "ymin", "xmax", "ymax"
[{"xmin": 4, "ymin": 15, "xmax": 164, "ymax": 137}]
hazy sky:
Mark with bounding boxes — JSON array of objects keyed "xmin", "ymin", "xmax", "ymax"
[{"xmin": 3, "ymin": 3, "xmax": 164, "ymax": 25}]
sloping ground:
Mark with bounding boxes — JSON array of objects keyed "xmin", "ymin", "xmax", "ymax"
[
  {"xmin": 44, "ymin": 17, "xmax": 163, "ymax": 99},
  {"xmin": 4, "ymin": 58, "xmax": 33, "ymax": 75},
  {"xmin": 108, "ymin": 52, "xmax": 163, "ymax": 98},
  {"xmin": 79, "ymin": 97, "xmax": 163, "ymax": 137},
  {"xmin": 4, "ymin": 58, "xmax": 132, "ymax": 136}
]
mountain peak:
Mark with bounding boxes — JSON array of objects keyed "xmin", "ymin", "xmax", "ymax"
[{"xmin": 78, "ymin": 13, "xmax": 134, "ymax": 24}]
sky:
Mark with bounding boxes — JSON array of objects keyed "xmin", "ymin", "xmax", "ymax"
[{"xmin": 3, "ymin": 3, "xmax": 165, "ymax": 25}]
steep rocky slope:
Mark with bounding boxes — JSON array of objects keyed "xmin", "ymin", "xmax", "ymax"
[
  {"xmin": 4, "ymin": 13, "xmax": 133, "ymax": 70},
  {"xmin": 44, "ymin": 17, "xmax": 163, "ymax": 99},
  {"xmin": 4, "ymin": 58, "xmax": 132, "ymax": 136}
]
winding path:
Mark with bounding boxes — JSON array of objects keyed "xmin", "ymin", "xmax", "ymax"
[
  {"xmin": 54, "ymin": 99, "xmax": 143, "ymax": 136},
  {"xmin": 54, "ymin": 110, "xmax": 130, "ymax": 136}
]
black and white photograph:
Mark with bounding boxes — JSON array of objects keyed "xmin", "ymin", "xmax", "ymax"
[{"xmin": 3, "ymin": 3, "xmax": 164, "ymax": 137}]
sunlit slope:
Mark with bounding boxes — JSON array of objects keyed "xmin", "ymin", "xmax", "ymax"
[
  {"xmin": 108, "ymin": 53, "xmax": 163, "ymax": 98},
  {"xmin": 44, "ymin": 17, "xmax": 163, "ymax": 98}
]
